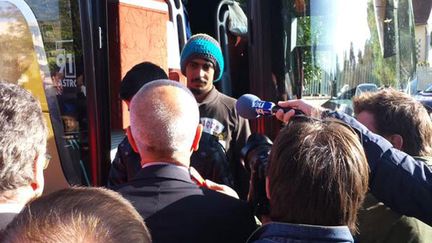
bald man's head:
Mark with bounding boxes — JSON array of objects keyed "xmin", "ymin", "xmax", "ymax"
[{"xmin": 130, "ymin": 80, "xmax": 200, "ymax": 165}]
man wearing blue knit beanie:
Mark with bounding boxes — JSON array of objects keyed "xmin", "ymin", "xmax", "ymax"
[{"xmin": 181, "ymin": 33, "xmax": 251, "ymax": 199}]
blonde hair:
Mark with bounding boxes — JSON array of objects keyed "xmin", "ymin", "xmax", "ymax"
[{"xmin": 2, "ymin": 187, "xmax": 151, "ymax": 243}]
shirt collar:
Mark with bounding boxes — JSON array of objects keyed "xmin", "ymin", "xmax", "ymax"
[
  {"xmin": 199, "ymin": 86, "xmax": 218, "ymax": 105},
  {"xmin": 142, "ymin": 162, "xmax": 189, "ymax": 173},
  {"xmin": 248, "ymin": 221, "xmax": 353, "ymax": 242},
  {"xmin": 0, "ymin": 203, "xmax": 24, "ymax": 213},
  {"xmin": 133, "ymin": 163, "xmax": 193, "ymax": 184}
]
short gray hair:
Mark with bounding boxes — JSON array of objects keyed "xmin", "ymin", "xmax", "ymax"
[
  {"xmin": 0, "ymin": 82, "xmax": 47, "ymax": 191},
  {"xmin": 130, "ymin": 79, "xmax": 199, "ymax": 157}
]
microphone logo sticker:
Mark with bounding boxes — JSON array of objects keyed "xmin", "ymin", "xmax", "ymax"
[{"xmin": 253, "ymin": 100, "xmax": 273, "ymax": 116}]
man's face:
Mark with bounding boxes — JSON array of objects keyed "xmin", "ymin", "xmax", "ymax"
[
  {"xmin": 185, "ymin": 58, "xmax": 215, "ymax": 96},
  {"xmin": 356, "ymin": 111, "xmax": 378, "ymax": 133},
  {"xmin": 356, "ymin": 110, "xmax": 405, "ymax": 150}
]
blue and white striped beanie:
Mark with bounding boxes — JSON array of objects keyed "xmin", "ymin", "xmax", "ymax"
[{"xmin": 180, "ymin": 34, "xmax": 224, "ymax": 82}]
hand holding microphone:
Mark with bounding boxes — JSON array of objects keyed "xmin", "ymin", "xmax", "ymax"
[
  {"xmin": 236, "ymin": 94, "xmax": 304, "ymax": 120},
  {"xmin": 274, "ymin": 99, "xmax": 327, "ymax": 123}
]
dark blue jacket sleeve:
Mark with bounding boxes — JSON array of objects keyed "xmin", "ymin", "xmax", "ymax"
[
  {"xmin": 326, "ymin": 110, "xmax": 432, "ymax": 226},
  {"xmin": 107, "ymin": 138, "xmax": 129, "ymax": 188}
]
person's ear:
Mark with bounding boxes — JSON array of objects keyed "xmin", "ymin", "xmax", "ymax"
[
  {"xmin": 124, "ymin": 100, "xmax": 131, "ymax": 110},
  {"xmin": 126, "ymin": 126, "xmax": 139, "ymax": 153},
  {"xmin": 31, "ymin": 154, "xmax": 45, "ymax": 197},
  {"xmin": 387, "ymin": 134, "xmax": 403, "ymax": 150},
  {"xmin": 191, "ymin": 124, "xmax": 203, "ymax": 151},
  {"xmin": 266, "ymin": 177, "xmax": 271, "ymax": 200}
]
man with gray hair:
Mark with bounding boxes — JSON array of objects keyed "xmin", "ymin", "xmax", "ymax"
[
  {"xmin": 115, "ymin": 79, "xmax": 256, "ymax": 243},
  {"xmin": 0, "ymin": 81, "xmax": 48, "ymax": 229}
]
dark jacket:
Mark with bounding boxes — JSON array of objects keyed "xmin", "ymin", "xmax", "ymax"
[
  {"xmin": 247, "ymin": 222, "xmax": 353, "ymax": 243},
  {"xmin": 326, "ymin": 110, "xmax": 432, "ymax": 226},
  {"xmin": 198, "ymin": 86, "xmax": 251, "ymax": 199},
  {"xmin": 0, "ymin": 212, "xmax": 17, "ymax": 230},
  {"xmin": 108, "ymin": 132, "xmax": 236, "ymax": 189},
  {"xmin": 107, "ymin": 137, "xmax": 141, "ymax": 188},
  {"xmin": 115, "ymin": 164, "xmax": 257, "ymax": 243}
]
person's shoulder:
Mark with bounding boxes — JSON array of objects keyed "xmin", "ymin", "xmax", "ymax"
[
  {"xmin": 357, "ymin": 193, "xmax": 432, "ymax": 242},
  {"xmin": 117, "ymin": 136, "xmax": 133, "ymax": 151},
  {"xmin": 386, "ymin": 215, "xmax": 432, "ymax": 242},
  {"xmin": 110, "ymin": 180, "xmax": 133, "ymax": 192},
  {"xmin": 413, "ymin": 156, "xmax": 432, "ymax": 167},
  {"xmin": 216, "ymin": 91, "xmax": 237, "ymax": 106},
  {"xmin": 200, "ymin": 188, "xmax": 257, "ymax": 229},
  {"xmin": 201, "ymin": 187, "xmax": 250, "ymax": 209},
  {"xmin": 0, "ymin": 212, "xmax": 18, "ymax": 230}
]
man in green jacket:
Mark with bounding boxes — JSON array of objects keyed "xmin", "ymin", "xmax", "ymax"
[{"xmin": 353, "ymin": 88, "xmax": 432, "ymax": 242}]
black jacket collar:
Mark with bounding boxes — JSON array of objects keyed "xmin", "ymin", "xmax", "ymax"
[{"xmin": 131, "ymin": 164, "xmax": 194, "ymax": 184}]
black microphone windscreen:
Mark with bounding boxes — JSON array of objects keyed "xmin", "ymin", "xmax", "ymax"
[{"xmin": 236, "ymin": 94, "xmax": 260, "ymax": 119}]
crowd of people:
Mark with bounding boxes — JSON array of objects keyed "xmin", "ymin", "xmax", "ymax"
[{"xmin": 0, "ymin": 33, "xmax": 432, "ymax": 243}]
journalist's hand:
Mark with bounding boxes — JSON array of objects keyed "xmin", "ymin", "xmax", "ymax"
[
  {"xmin": 275, "ymin": 99, "xmax": 325, "ymax": 123},
  {"xmin": 189, "ymin": 166, "xmax": 239, "ymax": 199},
  {"xmin": 205, "ymin": 179, "xmax": 239, "ymax": 199}
]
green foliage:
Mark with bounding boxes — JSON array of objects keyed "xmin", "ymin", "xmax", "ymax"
[
  {"xmin": 296, "ymin": 16, "xmax": 324, "ymax": 90},
  {"xmin": 0, "ymin": 6, "xmax": 34, "ymax": 82},
  {"xmin": 366, "ymin": 2, "xmax": 396, "ymax": 87}
]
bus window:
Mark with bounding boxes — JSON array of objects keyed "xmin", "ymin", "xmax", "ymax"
[
  {"xmin": 278, "ymin": 0, "xmax": 416, "ymax": 114},
  {"xmin": 0, "ymin": 0, "xmax": 90, "ymax": 192}
]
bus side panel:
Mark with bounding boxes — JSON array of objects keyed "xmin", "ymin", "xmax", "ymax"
[{"xmin": 108, "ymin": 0, "xmax": 169, "ymax": 130}]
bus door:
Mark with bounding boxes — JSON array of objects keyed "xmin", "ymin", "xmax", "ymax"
[
  {"xmin": 215, "ymin": 0, "xmax": 250, "ymax": 99},
  {"xmin": 107, "ymin": 0, "xmax": 187, "ymax": 132},
  {"xmin": 0, "ymin": 0, "xmax": 111, "ymax": 191}
]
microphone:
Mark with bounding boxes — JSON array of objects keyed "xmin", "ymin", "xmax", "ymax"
[{"xmin": 236, "ymin": 94, "xmax": 303, "ymax": 119}]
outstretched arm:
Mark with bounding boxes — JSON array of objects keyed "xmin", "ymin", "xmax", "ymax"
[{"xmin": 275, "ymin": 100, "xmax": 432, "ymax": 226}]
